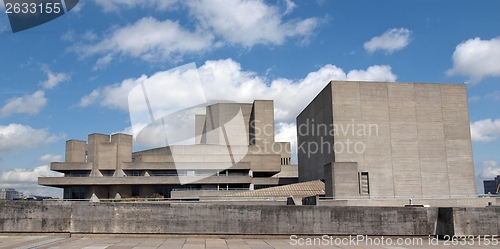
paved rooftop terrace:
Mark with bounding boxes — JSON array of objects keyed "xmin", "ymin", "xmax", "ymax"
[{"xmin": 1, "ymin": 235, "xmax": 497, "ymax": 249}]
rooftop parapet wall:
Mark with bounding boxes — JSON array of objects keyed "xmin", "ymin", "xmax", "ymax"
[{"xmin": 1, "ymin": 201, "xmax": 499, "ymax": 236}]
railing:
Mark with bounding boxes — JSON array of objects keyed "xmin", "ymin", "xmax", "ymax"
[
  {"xmin": 44, "ymin": 197, "xmax": 199, "ymax": 202},
  {"xmin": 64, "ymin": 174, "xmax": 90, "ymax": 177},
  {"xmin": 43, "ymin": 196, "xmax": 291, "ymax": 202},
  {"xmin": 199, "ymin": 196, "xmax": 288, "ymax": 202},
  {"xmin": 319, "ymin": 194, "xmax": 493, "ymax": 200},
  {"xmin": 171, "ymin": 188, "xmax": 250, "ymax": 192},
  {"xmin": 48, "ymin": 173, "xmax": 252, "ymax": 177}
]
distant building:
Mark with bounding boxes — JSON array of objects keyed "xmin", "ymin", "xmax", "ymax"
[
  {"xmin": 297, "ymin": 81, "xmax": 477, "ymax": 198},
  {"xmin": 0, "ymin": 188, "xmax": 22, "ymax": 200},
  {"xmin": 483, "ymin": 175, "xmax": 500, "ymax": 194},
  {"xmin": 39, "ymin": 100, "xmax": 297, "ymax": 199}
]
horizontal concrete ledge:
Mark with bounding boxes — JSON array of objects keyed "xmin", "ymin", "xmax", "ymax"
[
  {"xmin": 0, "ymin": 202, "xmax": 498, "ymax": 236},
  {"xmin": 38, "ymin": 175, "xmax": 253, "ymax": 186}
]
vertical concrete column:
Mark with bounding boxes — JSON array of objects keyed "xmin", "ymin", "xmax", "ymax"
[
  {"xmin": 87, "ymin": 133, "xmax": 111, "ymax": 176},
  {"xmin": 195, "ymin": 114, "xmax": 206, "ymax": 144},
  {"xmin": 249, "ymin": 100, "xmax": 275, "ymax": 148},
  {"xmin": 111, "ymin": 133, "xmax": 132, "ymax": 177},
  {"xmin": 204, "ymin": 104, "xmax": 220, "ymax": 144}
]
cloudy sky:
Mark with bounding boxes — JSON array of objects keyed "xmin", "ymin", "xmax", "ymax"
[{"xmin": 0, "ymin": 0, "xmax": 499, "ymax": 197}]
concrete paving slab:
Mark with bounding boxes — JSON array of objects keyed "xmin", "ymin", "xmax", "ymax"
[{"xmin": 0, "ymin": 235, "xmax": 497, "ymax": 249}]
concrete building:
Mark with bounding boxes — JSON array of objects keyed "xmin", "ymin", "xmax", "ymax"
[
  {"xmin": 0, "ymin": 188, "xmax": 22, "ymax": 200},
  {"xmin": 297, "ymin": 81, "xmax": 476, "ymax": 198},
  {"xmin": 484, "ymin": 175, "xmax": 500, "ymax": 194},
  {"xmin": 39, "ymin": 100, "xmax": 296, "ymax": 199}
]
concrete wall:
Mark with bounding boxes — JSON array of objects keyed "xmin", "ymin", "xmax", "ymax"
[
  {"xmin": 65, "ymin": 140, "xmax": 86, "ymax": 163},
  {"xmin": 205, "ymin": 103, "xmax": 252, "ymax": 146},
  {"xmin": 0, "ymin": 202, "xmax": 436, "ymax": 236},
  {"xmin": 436, "ymin": 207, "xmax": 500, "ymax": 236},
  {"xmin": 324, "ymin": 162, "xmax": 359, "ymax": 198},
  {"xmin": 297, "ymin": 81, "xmax": 476, "ymax": 198},
  {"xmin": 0, "ymin": 201, "xmax": 72, "ymax": 233},
  {"xmin": 1, "ymin": 202, "xmax": 499, "ymax": 236},
  {"xmin": 319, "ymin": 197, "xmax": 499, "ymax": 207},
  {"xmin": 297, "ymin": 84, "xmax": 334, "ymax": 182},
  {"xmin": 250, "ymin": 100, "xmax": 275, "ymax": 147}
]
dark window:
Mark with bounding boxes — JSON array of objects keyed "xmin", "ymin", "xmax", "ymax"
[
  {"xmin": 155, "ymin": 185, "xmax": 183, "ymax": 198},
  {"xmin": 63, "ymin": 186, "xmax": 86, "ymax": 199},
  {"xmin": 359, "ymin": 172, "xmax": 370, "ymax": 195},
  {"xmin": 131, "ymin": 185, "xmax": 140, "ymax": 197}
]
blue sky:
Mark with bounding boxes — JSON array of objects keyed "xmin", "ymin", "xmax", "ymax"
[{"xmin": 0, "ymin": 0, "xmax": 499, "ymax": 197}]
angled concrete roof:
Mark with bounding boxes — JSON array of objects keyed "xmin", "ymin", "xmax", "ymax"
[{"xmin": 225, "ymin": 180, "xmax": 325, "ymax": 197}]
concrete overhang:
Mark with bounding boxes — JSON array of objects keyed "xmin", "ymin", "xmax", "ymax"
[
  {"xmin": 38, "ymin": 175, "xmax": 252, "ymax": 186},
  {"xmin": 50, "ymin": 162, "xmax": 93, "ymax": 172}
]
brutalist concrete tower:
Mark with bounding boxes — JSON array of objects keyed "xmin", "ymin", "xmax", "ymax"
[{"xmin": 297, "ymin": 81, "xmax": 476, "ymax": 198}]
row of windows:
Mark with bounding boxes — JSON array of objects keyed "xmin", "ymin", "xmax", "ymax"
[
  {"xmin": 125, "ymin": 170, "xmax": 250, "ymax": 177},
  {"xmin": 281, "ymin": 157, "xmax": 291, "ymax": 165},
  {"xmin": 63, "ymin": 170, "xmax": 252, "ymax": 177},
  {"xmin": 63, "ymin": 184, "xmax": 253, "ymax": 199}
]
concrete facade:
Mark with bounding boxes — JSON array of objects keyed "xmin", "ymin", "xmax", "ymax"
[
  {"xmin": 39, "ymin": 100, "xmax": 295, "ymax": 199},
  {"xmin": 297, "ymin": 81, "xmax": 476, "ymax": 198}
]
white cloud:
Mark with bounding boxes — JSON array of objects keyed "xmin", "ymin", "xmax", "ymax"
[
  {"xmin": 82, "ymin": 30, "xmax": 98, "ymax": 41},
  {"xmin": 80, "ymin": 59, "xmax": 397, "ymax": 124},
  {"xmin": 73, "ymin": 17, "xmax": 214, "ymax": 63},
  {"xmin": 470, "ymin": 118, "xmax": 500, "ymax": 142},
  {"xmin": 186, "ymin": 0, "xmax": 320, "ymax": 47},
  {"xmin": 476, "ymin": 160, "xmax": 500, "ymax": 179},
  {"xmin": 77, "ymin": 1, "xmax": 321, "ymax": 64},
  {"xmin": 0, "ymin": 165, "xmax": 63, "ymax": 198},
  {"xmin": 68, "ymin": 0, "xmax": 84, "ymax": 13},
  {"xmin": 94, "ymin": 0, "xmax": 179, "ymax": 12},
  {"xmin": 447, "ymin": 37, "xmax": 500, "ymax": 84},
  {"xmin": 61, "ymin": 29, "xmax": 75, "ymax": 41},
  {"xmin": 0, "ymin": 124, "xmax": 63, "ymax": 154},
  {"xmin": 62, "ymin": 29, "xmax": 96, "ymax": 42},
  {"xmin": 36, "ymin": 154, "xmax": 63, "ymax": 163},
  {"xmin": 364, "ymin": 28, "xmax": 412, "ymax": 53},
  {"xmin": 0, "ymin": 90, "xmax": 47, "ymax": 117},
  {"xmin": 275, "ymin": 122, "xmax": 297, "ymax": 163},
  {"xmin": 40, "ymin": 68, "xmax": 71, "ymax": 89},
  {"xmin": 81, "ymin": 63, "xmax": 206, "ymax": 127},
  {"xmin": 93, "ymin": 54, "xmax": 113, "ymax": 70},
  {"xmin": 0, "ymin": 17, "xmax": 8, "ymax": 33},
  {"xmin": 486, "ymin": 91, "xmax": 500, "ymax": 101},
  {"xmin": 468, "ymin": 95, "xmax": 481, "ymax": 103},
  {"xmin": 78, "ymin": 89, "xmax": 101, "ymax": 108},
  {"xmin": 118, "ymin": 122, "xmax": 147, "ymax": 137},
  {"xmin": 283, "ymin": 0, "xmax": 297, "ymax": 15},
  {"xmin": 0, "ymin": 165, "xmax": 61, "ymax": 183},
  {"xmin": 346, "ymin": 65, "xmax": 397, "ymax": 81}
]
